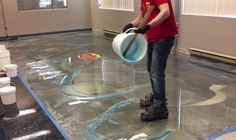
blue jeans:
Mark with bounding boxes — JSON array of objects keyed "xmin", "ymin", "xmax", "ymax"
[{"xmin": 147, "ymin": 36, "xmax": 175, "ymax": 107}]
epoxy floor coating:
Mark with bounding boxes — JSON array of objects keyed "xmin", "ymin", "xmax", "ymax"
[{"xmin": 6, "ymin": 31, "xmax": 236, "ymax": 140}]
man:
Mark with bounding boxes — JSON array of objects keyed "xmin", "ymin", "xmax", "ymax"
[{"xmin": 123, "ymin": 0, "xmax": 178, "ymax": 121}]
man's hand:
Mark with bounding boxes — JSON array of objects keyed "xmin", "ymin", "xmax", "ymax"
[
  {"xmin": 134, "ymin": 25, "xmax": 151, "ymax": 34},
  {"xmin": 123, "ymin": 23, "xmax": 134, "ymax": 33}
]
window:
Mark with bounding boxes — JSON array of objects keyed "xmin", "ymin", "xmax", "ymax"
[
  {"xmin": 98, "ymin": 0, "xmax": 134, "ymax": 11},
  {"xmin": 182, "ymin": 0, "xmax": 236, "ymax": 17},
  {"xmin": 39, "ymin": 0, "xmax": 52, "ymax": 8},
  {"xmin": 17, "ymin": 0, "xmax": 68, "ymax": 11}
]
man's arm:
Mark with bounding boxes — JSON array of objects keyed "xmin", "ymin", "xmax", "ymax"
[
  {"xmin": 130, "ymin": 12, "xmax": 144, "ymax": 27},
  {"xmin": 148, "ymin": 3, "xmax": 170, "ymax": 27}
]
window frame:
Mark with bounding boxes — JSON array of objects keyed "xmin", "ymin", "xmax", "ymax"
[
  {"xmin": 98, "ymin": 0, "xmax": 134, "ymax": 12},
  {"xmin": 181, "ymin": 0, "xmax": 236, "ymax": 18},
  {"xmin": 17, "ymin": 0, "xmax": 68, "ymax": 11}
]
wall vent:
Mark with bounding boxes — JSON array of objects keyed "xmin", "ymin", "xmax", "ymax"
[
  {"xmin": 103, "ymin": 30, "xmax": 119, "ymax": 40},
  {"xmin": 189, "ymin": 48, "xmax": 236, "ymax": 65}
]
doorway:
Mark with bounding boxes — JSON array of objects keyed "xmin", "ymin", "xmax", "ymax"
[{"xmin": 0, "ymin": 0, "xmax": 7, "ymax": 37}]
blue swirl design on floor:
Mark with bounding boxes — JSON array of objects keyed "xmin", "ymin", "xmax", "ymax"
[
  {"xmin": 86, "ymin": 99, "xmax": 175, "ymax": 140},
  {"xmin": 60, "ymin": 64, "xmax": 150, "ymax": 101},
  {"xmin": 208, "ymin": 126, "xmax": 236, "ymax": 140}
]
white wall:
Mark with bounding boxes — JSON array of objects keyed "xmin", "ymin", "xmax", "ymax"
[
  {"xmin": 1, "ymin": 0, "xmax": 91, "ymax": 36},
  {"xmin": 90, "ymin": 0, "xmax": 141, "ymax": 33},
  {"xmin": 90, "ymin": 0, "xmax": 177, "ymax": 33},
  {"xmin": 177, "ymin": 15, "xmax": 236, "ymax": 57}
]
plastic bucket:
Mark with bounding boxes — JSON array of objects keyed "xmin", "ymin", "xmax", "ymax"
[
  {"xmin": 0, "ymin": 77, "xmax": 11, "ymax": 88},
  {"xmin": 0, "ymin": 50, "xmax": 11, "ymax": 70},
  {"xmin": 112, "ymin": 28, "xmax": 147, "ymax": 63},
  {"xmin": 0, "ymin": 86, "xmax": 16, "ymax": 105},
  {"xmin": 0, "ymin": 45, "xmax": 6, "ymax": 51},
  {"xmin": 4, "ymin": 64, "xmax": 17, "ymax": 77}
]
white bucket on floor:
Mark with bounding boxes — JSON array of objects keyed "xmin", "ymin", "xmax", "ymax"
[
  {"xmin": 112, "ymin": 28, "xmax": 147, "ymax": 63},
  {"xmin": 0, "ymin": 86, "xmax": 16, "ymax": 105},
  {"xmin": 0, "ymin": 77, "xmax": 11, "ymax": 88},
  {"xmin": 0, "ymin": 45, "xmax": 6, "ymax": 51},
  {"xmin": 4, "ymin": 64, "xmax": 17, "ymax": 77},
  {"xmin": 0, "ymin": 50, "xmax": 11, "ymax": 70}
]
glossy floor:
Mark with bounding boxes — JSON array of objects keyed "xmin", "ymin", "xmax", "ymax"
[{"xmin": 6, "ymin": 31, "xmax": 236, "ymax": 140}]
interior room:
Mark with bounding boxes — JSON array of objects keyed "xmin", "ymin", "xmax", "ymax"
[{"xmin": 0, "ymin": 0, "xmax": 236, "ymax": 140}]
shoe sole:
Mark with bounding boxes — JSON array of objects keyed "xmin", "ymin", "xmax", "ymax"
[{"xmin": 141, "ymin": 112, "xmax": 169, "ymax": 121}]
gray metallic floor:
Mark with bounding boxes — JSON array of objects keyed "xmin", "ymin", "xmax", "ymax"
[{"xmin": 5, "ymin": 31, "xmax": 236, "ymax": 140}]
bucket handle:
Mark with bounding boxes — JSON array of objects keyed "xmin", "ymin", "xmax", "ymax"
[
  {"xmin": 0, "ymin": 82, "xmax": 15, "ymax": 87},
  {"xmin": 124, "ymin": 27, "xmax": 138, "ymax": 34},
  {"xmin": 10, "ymin": 82, "xmax": 16, "ymax": 87}
]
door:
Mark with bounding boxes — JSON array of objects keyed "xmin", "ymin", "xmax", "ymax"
[
  {"xmin": 1, "ymin": 0, "xmax": 91, "ymax": 36},
  {"xmin": 0, "ymin": 0, "xmax": 6, "ymax": 37}
]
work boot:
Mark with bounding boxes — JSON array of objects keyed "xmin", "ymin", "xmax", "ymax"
[
  {"xmin": 141, "ymin": 103, "xmax": 168, "ymax": 121},
  {"xmin": 140, "ymin": 94, "xmax": 153, "ymax": 107}
]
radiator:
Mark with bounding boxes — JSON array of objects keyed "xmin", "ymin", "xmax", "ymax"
[
  {"xmin": 103, "ymin": 30, "xmax": 119, "ymax": 40},
  {"xmin": 189, "ymin": 48, "xmax": 236, "ymax": 65}
]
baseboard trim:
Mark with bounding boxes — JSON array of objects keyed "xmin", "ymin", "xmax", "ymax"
[{"xmin": 189, "ymin": 48, "xmax": 236, "ymax": 65}]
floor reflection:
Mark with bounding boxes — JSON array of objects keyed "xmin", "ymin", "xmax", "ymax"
[{"xmin": 60, "ymin": 58, "xmax": 135, "ymax": 100}]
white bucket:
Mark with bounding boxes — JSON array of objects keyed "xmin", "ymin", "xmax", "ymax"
[
  {"xmin": 0, "ymin": 50, "xmax": 11, "ymax": 70},
  {"xmin": 0, "ymin": 77, "xmax": 11, "ymax": 88},
  {"xmin": 112, "ymin": 28, "xmax": 147, "ymax": 63},
  {"xmin": 0, "ymin": 86, "xmax": 16, "ymax": 105},
  {"xmin": 4, "ymin": 64, "xmax": 17, "ymax": 77},
  {"xmin": 0, "ymin": 44, "xmax": 6, "ymax": 51}
]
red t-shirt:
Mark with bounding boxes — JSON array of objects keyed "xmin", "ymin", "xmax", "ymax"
[{"xmin": 141, "ymin": 0, "xmax": 178, "ymax": 42}]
